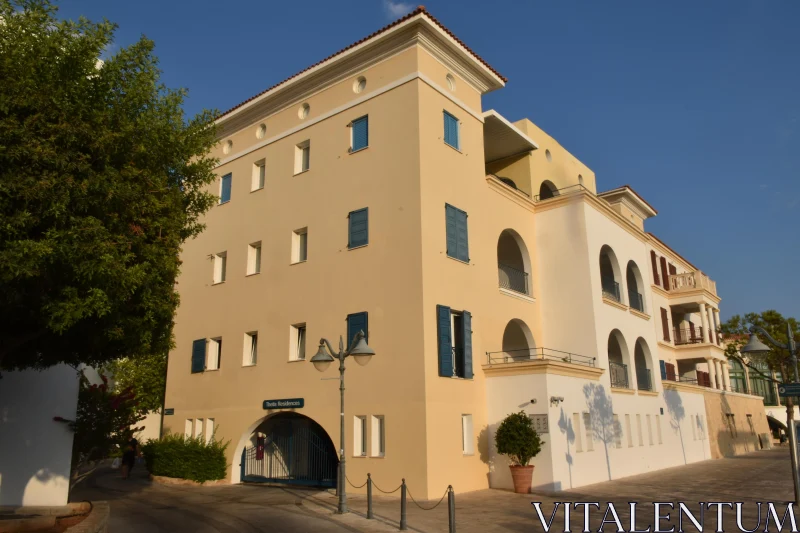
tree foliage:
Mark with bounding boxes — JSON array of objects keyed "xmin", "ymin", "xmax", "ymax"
[
  {"xmin": 721, "ymin": 310, "xmax": 800, "ymax": 383},
  {"xmin": 0, "ymin": 0, "xmax": 218, "ymax": 370},
  {"xmin": 104, "ymin": 352, "xmax": 167, "ymax": 415},
  {"xmin": 494, "ymin": 411, "xmax": 543, "ymax": 466}
]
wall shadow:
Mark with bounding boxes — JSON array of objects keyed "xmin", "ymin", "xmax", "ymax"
[
  {"xmin": 582, "ymin": 383, "xmax": 622, "ymax": 481},
  {"xmin": 662, "ymin": 388, "xmax": 687, "ymax": 464},
  {"xmin": 557, "ymin": 408, "xmax": 576, "ymax": 489}
]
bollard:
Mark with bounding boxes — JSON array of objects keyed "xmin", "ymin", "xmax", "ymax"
[
  {"xmin": 400, "ymin": 478, "xmax": 408, "ymax": 530},
  {"xmin": 448, "ymin": 485, "xmax": 455, "ymax": 533},
  {"xmin": 367, "ymin": 473, "xmax": 374, "ymax": 519}
]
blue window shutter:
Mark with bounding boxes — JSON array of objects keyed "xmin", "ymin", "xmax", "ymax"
[
  {"xmin": 445, "ymin": 205, "xmax": 458, "ymax": 259},
  {"xmin": 348, "ymin": 208, "xmax": 369, "ymax": 248},
  {"xmin": 444, "ymin": 112, "xmax": 459, "ymax": 149},
  {"xmin": 462, "ymin": 311, "xmax": 473, "ymax": 379},
  {"xmin": 352, "ymin": 116, "xmax": 368, "ymax": 151},
  {"xmin": 437, "ymin": 305, "xmax": 453, "ymax": 377},
  {"xmin": 455, "ymin": 209, "xmax": 469, "ymax": 262},
  {"xmin": 659, "ymin": 359, "xmax": 667, "ymax": 380},
  {"xmin": 347, "ymin": 312, "xmax": 368, "ymax": 347},
  {"xmin": 191, "ymin": 339, "xmax": 206, "ymax": 373},
  {"xmin": 220, "ymin": 174, "xmax": 232, "ymax": 203}
]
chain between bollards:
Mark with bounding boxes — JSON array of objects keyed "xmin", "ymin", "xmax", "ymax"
[
  {"xmin": 367, "ymin": 473, "xmax": 374, "ymax": 520},
  {"xmin": 448, "ymin": 485, "xmax": 455, "ymax": 533},
  {"xmin": 400, "ymin": 478, "xmax": 408, "ymax": 531}
]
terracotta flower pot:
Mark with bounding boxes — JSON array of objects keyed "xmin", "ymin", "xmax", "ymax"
[{"xmin": 509, "ymin": 465, "xmax": 534, "ymax": 494}]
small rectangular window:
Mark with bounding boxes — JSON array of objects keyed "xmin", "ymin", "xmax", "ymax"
[
  {"xmin": 205, "ymin": 418, "xmax": 215, "ymax": 442},
  {"xmin": 291, "ymin": 324, "xmax": 306, "ymax": 361},
  {"xmin": 213, "ymin": 252, "xmax": 227, "ymax": 283},
  {"xmin": 185, "ymin": 419, "xmax": 193, "ymax": 439},
  {"xmin": 292, "ymin": 228, "xmax": 308, "ymax": 264},
  {"xmin": 351, "ymin": 116, "xmax": 369, "ymax": 152},
  {"xmin": 747, "ymin": 414, "xmax": 756, "ymax": 435},
  {"xmin": 573, "ymin": 413, "xmax": 583, "ymax": 453},
  {"xmin": 195, "ymin": 418, "xmax": 204, "ymax": 439},
  {"xmin": 252, "ymin": 159, "xmax": 266, "ymax": 191},
  {"xmin": 219, "ymin": 173, "xmax": 232, "ymax": 203},
  {"xmin": 371, "ymin": 415, "xmax": 385, "ymax": 457},
  {"xmin": 243, "ymin": 332, "xmax": 258, "ymax": 366},
  {"xmin": 443, "ymin": 111, "xmax": 460, "ymax": 149},
  {"xmin": 583, "ymin": 413, "xmax": 594, "ymax": 451},
  {"xmin": 247, "ymin": 242, "xmax": 262, "ymax": 275},
  {"xmin": 692, "ymin": 415, "xmax": 698, "ymax": 440},
  {"xmin": 461, "ymin": 414, "xmax": 474, "ymax": 455},
  {"xmin": 646, "ymin": 415, "xmax": 653, "ymax": 445},
  {"xmin": 354, "ymin": 416, "xmax": 367, "ymax": 456},
  {"xmin": 636, "ymin": 414, "xmax": 643, "ymax": 446},
  {"xmin": 625, "ymin": 414, "xmax": 633, "ymax": 447},
  {"xmin": 295, "ymin": 141, "xmax": 310, "ymax": 174},
  {"xmin": 445, "ymin": 204, "xmax": 469, "ymax": 262},
  {"xmin": 656, "ymin": 415, "xmax": 663, "ymax": 444},
  {"xmin": 699, "ymin": 415, "xmax": 706, "ymax": 440},
  {"xmin": 612, "ymin": 414, "xmax": 622, "ymax": 449},
  {"xmin": 207, "ymin": 338, "xmax": 221, "ymax": 370},
  {"xmin": 348, "ymin": 208, "xmax": 369, "ymax": 249}
]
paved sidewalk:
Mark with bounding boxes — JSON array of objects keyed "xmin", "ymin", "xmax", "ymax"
[{"xmin": 71, "ymin": 448, "xmax": 794, "ymax": 532}]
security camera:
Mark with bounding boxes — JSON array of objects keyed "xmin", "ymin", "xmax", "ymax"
[{"xmin": 530, "ymin": 399, "xmax": 537, "ymax": 404}]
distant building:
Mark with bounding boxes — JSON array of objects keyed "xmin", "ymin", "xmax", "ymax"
[{"xmin": 163, "ymin": 7, "xmax": 769, "ymax": 496}]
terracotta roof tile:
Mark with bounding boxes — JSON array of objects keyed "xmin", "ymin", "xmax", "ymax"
[{"xmin": 216, "ymin": 6, "xmax": 505, "ymax": 121}]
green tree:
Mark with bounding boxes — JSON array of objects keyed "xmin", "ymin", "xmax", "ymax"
[
  {"xmin": 0, "ymin": 0, "xmax": 218, "ymax": 370},
  {"xmin": 104, "ymin": 352, "xmax": 167, "ymax": 415},
  {"xmin": 722, "ymin": 310, "xmax": 800, "ymax": 431}
]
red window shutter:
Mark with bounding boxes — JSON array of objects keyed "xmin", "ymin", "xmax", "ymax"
[
  {"xmin": 689, "ymin": 321, "xmax": 696, "ymax": 342},
  {"xmin": 660, "ymin": 256, "xmax": 669, "ymax": 290},
  {"xmin": 660, "ymin": 308, "xmax": 670, "ymax": 342},
  {"xmin": 650, "ymin": 251, "xmax": 660, "ymax": 285},
  {"xmin": 668, "ymin": 263, "xmax": 677, "ymax": 276},
  {"xmin": 665, "ymin": 362, "xmax": 677, "ymax": 381}
]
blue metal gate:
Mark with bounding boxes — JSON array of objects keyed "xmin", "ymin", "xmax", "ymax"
[{"xmin": 241, "ymin": 415, "xmax": 337, "ymax": 488}]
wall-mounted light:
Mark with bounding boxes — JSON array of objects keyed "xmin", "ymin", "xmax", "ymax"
[{"xmin": 550, "ymin": 396, "xmax": 565, "ymax": 406}]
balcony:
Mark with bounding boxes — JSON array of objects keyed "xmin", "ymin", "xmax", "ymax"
[
  {"xmin": 636, "ymin": 367, "xmax": 652, "ymax": 391},
  {"xmin": 673, "ymin": 327, "xmax": 705, "ymax": 346},
  {"xmin": 498, "ymin": 262, "xmax": 529, "ymax": 295},
  {"xmin": 609, "ymin": 361, "xmax": 629, "ymax": 388},
  {"xmin": 486, "ymin": 347, "xmax": 596, "ymax": 367},
  {"xmin": 628, "ymin": 290, "xmax": 644, "ymax": 313},
  {"xmin": 602, "ymin": 278, "xmax": 621, "ymax": 303},
  {"xmin": 669, "ymin": 270, "xmax": 717, "ymax": 296}
]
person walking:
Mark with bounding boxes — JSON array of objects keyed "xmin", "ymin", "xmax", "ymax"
[{"xmin": 121, "ymin": 437, "xmax": 139, "ymax": 479}]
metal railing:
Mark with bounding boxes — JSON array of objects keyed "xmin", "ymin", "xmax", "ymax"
[
  {"xmin": 602, "ymin": 278, "xmax": 621, "ymax": 302},
  {"xmin": 486, "ymin": 347, "xmax": 596, "ymax": 367},
  {"xmin": 533, "ymin": 183, "xmax": 588, "ymax": 202},
  {"xmin": 629, "ymin": 290, "xmax": 644, "ymax": 313},
  {"xmin": 674, "ymin": 327, "xmax": 705, "ymax": 345},
  {"xmin": 609, "ymin": 361, "xmax": 629, "ymax": 388},
  {"xmin": 498, "ymin": 262, "xmax": 529, "ymax": 295},
  {"xmin": 637, "ymin": 367, "xmax": 652, "ymax": 391}
]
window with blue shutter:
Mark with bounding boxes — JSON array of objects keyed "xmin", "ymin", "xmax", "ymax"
[
  {"xmin": 443, "ymin": 111, "xmax": 459, "ymax": 149},
  {"xmin": 437, "ymin": 305, "xmax": 453, "ymax": 377},
  {"xmin": 348, "ymin": 208, "xmax": 369, "ymax": 249},
  {"xmin": 347, "ymin": 312, "xmax": 368, "ymax": 348},
  {"xmin": 462, "ymin": 311, "xmax": 473, "ymax": 379},
  {"xmin": 659, "ymin": 360, "xmax": 667, "ymax": 381},
  {"xmin": 191, "ymin": 339, "xmax": 206, "ymax": 373},
  {"xmin": 220, "ymin": 173, "xmax": 232, "ymax": 203},
  {"xmin": 351, "ymin": 116, "xmax": 369, "ymax": 152},
  {"xmin": 445, "ymin": 204, "xmax": 469, "ymax": 262}
]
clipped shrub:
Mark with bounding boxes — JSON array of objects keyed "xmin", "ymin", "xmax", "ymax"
[
  {"xmin": 495, "ymin": 411, "xmax": 543, "ymax": 466},
  {"xmin": 142, "ymin": 433, "xmax": 228, "ymax": 483}
]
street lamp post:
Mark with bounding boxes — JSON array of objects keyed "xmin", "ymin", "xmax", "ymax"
[
  {"xmin": 740, "ymin": 323, "xmax": 799, "ymax": 508},
  {"xmin": 309, "ymin": 330, "xmax": 375, "ymax": 514}
]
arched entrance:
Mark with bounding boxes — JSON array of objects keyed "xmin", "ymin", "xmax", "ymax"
[
  {"xmin": 239, "ymin": 412, "xmax": 338, "ymax": 488},
  {"xmin": 497, "ymin": 229, "xmax": 532, "ymax": 296},
  {"xmin": 607, "ymin": 329, "xmax": 630, "ymax": 389},
  {"xmin": 626, "ymin": 261, "xmax": 645, "ymax": 312},
  {"xmin": 538, "ymin": 180, "xmax": 558, "ymax": 200},
  {"xmin": 502, "ymin": 319, "xmax": 536, "ymax": 361},
  {"xmin": 634, "ymin": 338, "xmax": 653, "ymax": 391},
  {"xmin": 599, "ymin": 245, "xmax": 622, "ymax": 302}
]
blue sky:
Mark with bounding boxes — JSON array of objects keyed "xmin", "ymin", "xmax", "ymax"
[{"xmin": 59, "ymin": 1, "xmax": 800, "ymax": 321}]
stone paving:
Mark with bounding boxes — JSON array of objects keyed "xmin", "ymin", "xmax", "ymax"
[{"xmin": 72, "ymin": 448, "xmax": 795, "ymax": 532}]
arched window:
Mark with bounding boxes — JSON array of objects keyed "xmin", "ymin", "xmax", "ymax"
[
  {"xmin": 599, "ymin": 245, "xmax": 622, "ymax": 302},
  {"xmin": 538, "ymin": 180, "xmax": 558, "ymax": 200},
  {"xmin": 626, "ymin": 261, "xmax": 645, "ymax": 312},
  {"xmin": 502, "ymin": 319, "xmax": 536, "ymax": 362},
  {"xmin": 497, "ymin": 229, "xmax": 532, "ymax": 296},
  {"xmin": 634, "ymin": 338, "xmax": 653, "ymax": 391},
  {"xmin": 608, "ymin": 329, "xmax": 630, "ymax": 388}
]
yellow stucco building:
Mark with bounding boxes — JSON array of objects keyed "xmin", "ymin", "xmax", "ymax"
[{"xmin": 163, "ymin": 7, "xmax": 770, "ymax": 497}]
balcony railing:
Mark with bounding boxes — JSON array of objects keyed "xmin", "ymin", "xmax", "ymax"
[
  {"xmin": 637, "ymin": 367, "xmax": 652, "ymax": 391},
  {"xmin": 674, "ymin": 327, "xmax": 705, "ymax": 345},
  {"xmin": 498, "ymin": 262, "xmax": 529, "ymax": 295},
  {"xmin": 609, "ymin": 361, "xmax": 629, "ymax": 388},
  {"xmin": 669, "ymin": 270, "xmax": 717, "ymax": 296},
  {"xmin": 486, "ymin": 347, "xmax": 596, "ymax": 367},
  {"xmin": 629, "ymin": 290, "xmax": 644, "ymax": 313},
  {"xmin": 533, "ymin": 183, "xmax": 589, "ymax": 202},
  {"xmin": 602, "ymin": 278, "xmax": 621, "ymax": 302}
]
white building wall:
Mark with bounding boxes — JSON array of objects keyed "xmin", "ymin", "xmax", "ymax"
[{"xmin": 0, "ymin": 365, "xmax": 79, "ymax": 506}]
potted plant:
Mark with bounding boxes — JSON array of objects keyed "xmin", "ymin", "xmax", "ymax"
[{"xmin": 494, "ymin": 411, "xmax": 543, "ymax": 494}]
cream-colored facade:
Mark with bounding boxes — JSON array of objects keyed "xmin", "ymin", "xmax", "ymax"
[{"xmin": 163, "ymin": 7, "xmax": 769, "ymax": 497}]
